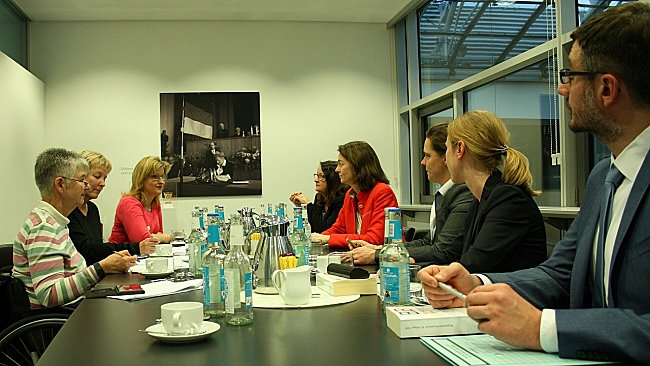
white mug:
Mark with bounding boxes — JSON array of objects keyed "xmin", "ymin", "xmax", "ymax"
[
  {"xmin": 146, "ymin": 256, "xmax": 168, "ymax": 273},
  {"xmin": 155, "ymin": 243, "xmax": 173, "ymax": 256},
  {"xmin": 161, "ymin": 302, "xmax": 203, "ymax": 335},
  {"xmin": 272, "ymin": 265, "xmax": 311, "ymax": 305}
]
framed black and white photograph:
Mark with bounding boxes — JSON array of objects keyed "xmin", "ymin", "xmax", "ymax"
[{"xmin": 160, "ymin": 92, "xmax": 261, "ymax": 197}]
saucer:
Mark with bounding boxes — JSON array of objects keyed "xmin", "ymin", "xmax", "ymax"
[
  {"xmin": 144, "ymin": 322, "xmax": 220, "ymax": 343},
  {"xmin": 139, "ymin": 270, "xmax": 174, "ymax": 279},
  {"xmin": 149, "ymin": 253, "xmax": 173, "ymax": 257}
]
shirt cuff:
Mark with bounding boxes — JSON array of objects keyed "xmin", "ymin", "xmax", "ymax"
[
  {"xmin": 475, "ymin": 273, "xmax": 492, "ymax": 285},
  {"xmin": 539, "ymin": 309, "xmax": 559, "ymax": 353}
]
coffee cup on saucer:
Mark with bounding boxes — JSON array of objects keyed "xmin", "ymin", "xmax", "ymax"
[
  {"xmin": 161, "ymin": 302, "xmax": 203, "ymax": 335},
  {"xmin": 146, "ymin": 257, "xmax": 169, "ymax": 273},
  {"xmin": 155, "ymin": 243, "xmax": 173, "ymax": 256}
]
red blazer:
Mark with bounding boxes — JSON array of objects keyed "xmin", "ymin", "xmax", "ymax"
[{"xmin": 322, "ymin": 182, "xmax": 398, "ymax": 248}]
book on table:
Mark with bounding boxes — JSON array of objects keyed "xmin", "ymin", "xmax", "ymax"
[
  {"xmin": 386, "ymin": 306, "xmax": 480, "ymax": 338},
  {"xmin": 315, "ymin": 272, "xmax": 377, "ymax": 296}
]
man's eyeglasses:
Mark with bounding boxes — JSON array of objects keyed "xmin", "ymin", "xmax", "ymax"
[
  {"xmin": 149, "ymin": 174, "xmax": 168, "ymax": 181},
  {"xmin": 61, "ymin": 176, "xmax": 89, "ymax": 188},
  {"xmin": 314, "ymin": 173, "xmax": 326, "ymax": 181},
  {"xmin": 559, "ymin": 68, "xmax": 606, "ymax": 84}
]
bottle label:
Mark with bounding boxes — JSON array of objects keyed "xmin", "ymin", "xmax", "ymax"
[
  {"xmin": 386, "ymin": 220, "xmax": 401, "ymax": 241},
  {"xmin": 244, "ymin": 272, "xmax": 253, "ymax": 309},
  {"xmin": 294, "ymin": 215, "xmax": 303, "ymax": 230},
  {"xmin": 207, "ymin": 224, "xmax": 220, "ymax": 243},
  {"xmin": 381, "ymin": 262, "xmax": 409, "ymax": 303},
  {"xmin": 220, "ymin": 268, "xmax": 226, "ymax": 302},
  {"xmin": 225, "ymin": 269, "xmax": 241, "ymax": 313},
  {"xmin": 202, "ymin": 266, "xmax": 210, "ymax": 306}
]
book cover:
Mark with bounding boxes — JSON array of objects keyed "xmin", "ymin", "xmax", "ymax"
[
  {"xmin": 386, "ymin": 306, "xmax": 480, "ymax": 338},
  {"xmin": 315, "ymin": 272, "xmax": 377, "ymax": 296}
]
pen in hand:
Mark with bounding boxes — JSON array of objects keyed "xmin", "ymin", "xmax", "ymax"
[{"xmin": 438, "ymin": 282, "xmax": 468, "ymax": 307}]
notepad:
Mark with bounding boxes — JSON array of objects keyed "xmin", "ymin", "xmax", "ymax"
[{"xmin": 420, "ymin": 334, "xmax": 614, "ymax": 366}]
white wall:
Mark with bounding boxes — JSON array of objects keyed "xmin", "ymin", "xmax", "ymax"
[
  {"xmin": 0, "ymin": 51, "xmax": 46, "ymax": 243},
  {"xmin": 29, "ymin": 20, "xmax": 396, "ymax": 237}
]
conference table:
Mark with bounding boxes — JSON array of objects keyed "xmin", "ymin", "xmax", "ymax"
[{"xmin": 36, "ymin": 272, "xmax": 451, "ymax": 366}]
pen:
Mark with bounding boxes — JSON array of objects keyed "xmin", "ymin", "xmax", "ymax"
[
  {"xmin": 346, "ymin": 238, "xmax": 358, "ymax": 248},
  {"xmin": 438, "ymin": 282, "xmax": 467, "ymax": 302}
]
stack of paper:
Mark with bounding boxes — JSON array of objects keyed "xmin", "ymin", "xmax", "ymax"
[
  {"xmin": 315, "ymin": 273, "xmax": 377, "ymax": 296},
  {"xmin": 421, "ymin": 334, "xmax": 613, "ymax": 365},
  {"xmin": 107, "ymin": 279, "xmax": 203, "ymax": 301}
]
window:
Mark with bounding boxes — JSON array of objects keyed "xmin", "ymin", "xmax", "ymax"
[
  {"xmin": 0, "ymin": 0, "xmax": 29, "ymax": 69},
  {"xmin": 418, "ymin": 0, "xmax": 556, "ymax": 98},
  {"xmin": 465, "ymin": 58, "xmax": 560, "ymax": 206}
]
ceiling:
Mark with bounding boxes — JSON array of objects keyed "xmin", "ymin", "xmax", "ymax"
[{"xmin": 11, "ymin": 0, "xmax": 414, "ymax": 23}]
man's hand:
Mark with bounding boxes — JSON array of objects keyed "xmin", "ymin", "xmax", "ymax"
[
  {"xmin": 466, "ymin": 284, "xmax": 543, "ymax": 350},
  {"xmin": 418, "ymin": 262, "xmax": 480, "ymax": 308},
  {"xmin": 98, "ymin": 250, "xmax": 137, "ymax": 274},
  {"xmin": 139, "ymin": 237, "xmax": 159, "ymax": 255},
  {"xmin": 348, "ymin": 239, "xmax": 382, "ymax": 265}
]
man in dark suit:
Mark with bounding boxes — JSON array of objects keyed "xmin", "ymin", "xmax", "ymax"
[
  {"xmin": 420, "ymin": 3, "xmax": 650, "ymax": 363},
  {"xmin": 349, "ymin": 123, "xmax": 473, "ymax": 264}
]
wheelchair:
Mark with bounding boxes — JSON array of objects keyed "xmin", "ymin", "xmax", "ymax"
[{"xmin": 0, "ymin": 258, "xmax": 71, "ymax": 366}]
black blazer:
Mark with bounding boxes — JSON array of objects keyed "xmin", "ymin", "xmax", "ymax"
[
  {"xmin": 424, "ymin": 170, "xmax": 547, "ymax": 273},
  {"xmin": 403, "ymin": 183, "xmax": 473, "ymax": 264},
  {"xmin": 306, "ymin": 195, "xmax": 345, "ymax": 233}
]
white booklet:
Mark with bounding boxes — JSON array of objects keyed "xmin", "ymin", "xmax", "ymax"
[
  {"xmin": 421, "ymin": 334, "xmax": 615, "ymax": 365},
  {"xmin": 107, "ymin": 279, "xmax": 203, "ymax": 301}
]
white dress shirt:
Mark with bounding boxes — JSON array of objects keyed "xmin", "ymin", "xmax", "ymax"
[{"xmin": 430, "ymin": 179, "xmax": 454, "ymax": 239}]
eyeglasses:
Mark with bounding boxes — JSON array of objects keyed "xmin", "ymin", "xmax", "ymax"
[
  {"xmin": 149, "ymin": 174, "xmax": 168, "ymax": 181},
  {"xmin": 314, "ymin": 173, "xmax": 326, "ymax": 181},
  {"xmin": 61, "ymin": 176, "xmax": 89, "ymax": 188},
  {"xmin": 559, "ymin": 68, "xmax": 606, "ymax": 84}
]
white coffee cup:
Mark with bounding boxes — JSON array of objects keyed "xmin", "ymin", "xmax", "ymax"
[
  {"xmin": 155, "ymin": 243, "xmax": 173, "ymax": 256},
  {"xmin": 161, "ymin": 302, "xmax": 203, "ymax": 335},
  {"xmin": 272, "ymin": 265, "xmax": 311, "ymax": 305},
  {"xmin": 146, "ymin": 256, "xmax": 169, "ymax": 273}
]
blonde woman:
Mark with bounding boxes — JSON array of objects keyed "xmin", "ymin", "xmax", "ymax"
[
  {"xmin": 421, "ymin": 110, "xmax": 547, "ymax": 273},
  {"xmin": 68, "ymin": 151, "xmax": 158, "ymax": 264},
  {"xmin": 109, "ymin": 156, "xmax": 172, "ymax": 243}
]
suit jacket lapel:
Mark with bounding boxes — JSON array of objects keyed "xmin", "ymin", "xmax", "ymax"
[{"xmin": 608, "ymin": 150, "xmax": 650, "ymax": 304}]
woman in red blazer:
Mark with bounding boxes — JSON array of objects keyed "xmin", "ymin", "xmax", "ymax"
[{"xmin": 311, "ymin": 141, "xmax": 398, "ymax": 249}]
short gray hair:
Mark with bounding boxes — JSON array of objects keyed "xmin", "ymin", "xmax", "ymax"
[{"xmin": 35, "ymin": 148, "xmax": 89, "ymax": 199}]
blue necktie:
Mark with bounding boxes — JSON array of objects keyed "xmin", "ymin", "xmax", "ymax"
[{"xmin": 593, "ymin": 164, "xmax": 624, "ymax": 307}]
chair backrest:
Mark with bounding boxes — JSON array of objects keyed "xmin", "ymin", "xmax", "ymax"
[
  {"xmin": 0, "ymin": 244, "xmax": 12, "ymax": 273},
  {"xmin": 0, "ymin": 273, "xmax": 30, "ymax": 332}
]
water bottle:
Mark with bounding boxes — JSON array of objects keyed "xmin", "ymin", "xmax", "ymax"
[
  {"xmin": 203, "ymin": 213, "xmax": 226, "ymax": 318},
  {"xmin": 302, "ymin": 204, "xmax": 316, "ymax": 268},
  {"xmin": 188, "ymin": 209, "xmax": 206, "ymax": 279},
  {"xmin": 224, "ymin": 213, "xmax": 254, "ymax": 325},
  {"xmin": 379, "ymin": 207, "xmax": 409, "ymax": 309}
]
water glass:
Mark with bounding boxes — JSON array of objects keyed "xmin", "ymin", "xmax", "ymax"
[{"xmin": 409, "ymin": 264, "xmax": 423, "ymax": 302}]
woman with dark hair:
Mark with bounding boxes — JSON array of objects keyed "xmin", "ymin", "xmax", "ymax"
[
  {"xmin": 290, "ymin": 160, "xmax": 349, "ymax": 232},
  {"xmin": 311, "ymin": 141, "xmax": 399, "ymax": 249}
]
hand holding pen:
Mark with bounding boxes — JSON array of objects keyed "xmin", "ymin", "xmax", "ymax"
[{"xmin": 417, "ymin": 262, "xmax": 480, "ymax": 309}]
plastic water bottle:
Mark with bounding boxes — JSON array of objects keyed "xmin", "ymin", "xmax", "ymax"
[
  {"xmin": 203, "ymin": 213, "xmax": 226, "ymax": 318},
  {"xmin": 379, "ymin": 207, "xmax": 409, "ymax": 309},
  {"xmin": 224, "ymin": 214, "xmax": 253, "ymax": 325}
]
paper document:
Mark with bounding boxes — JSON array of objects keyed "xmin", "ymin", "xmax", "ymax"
[
  {"xmin": 420, "ymin": 334, "xmax": 614, "ymax": 366},
  {"xmin": 107, "ymin": 279, "xmax": 203, "ymax": 301}
]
